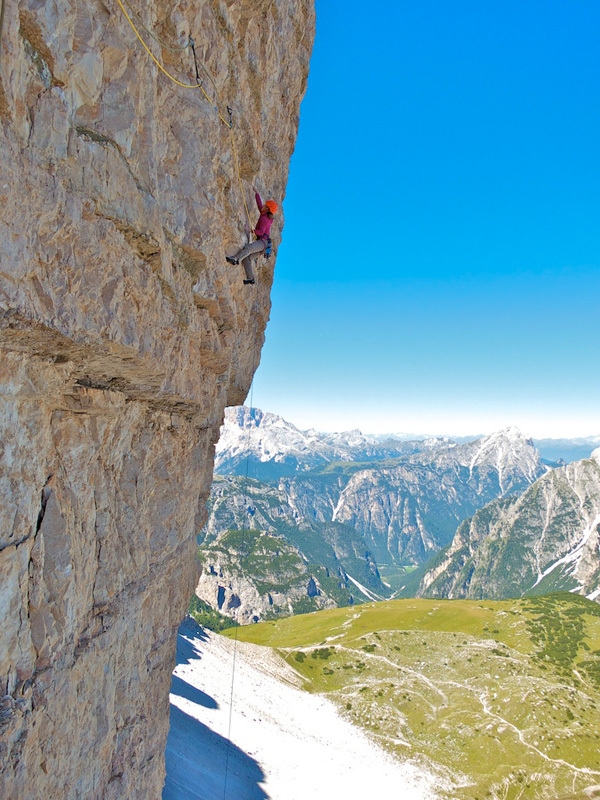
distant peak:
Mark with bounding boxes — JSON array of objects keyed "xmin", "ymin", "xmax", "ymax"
[
  {"xmin": 478, "ymin": 427, "xmax": 536, "ymax": 448},
  {"xmin": 486, "ymin": 426, "xmax": 525, "ymax": 439},
  {"xmin": 225, "ymin": 405, "xmax": 264, "ymax": 427},
  {"xmin": 225, "ymin": 405, "xmax": 296, "ymax": 430}
]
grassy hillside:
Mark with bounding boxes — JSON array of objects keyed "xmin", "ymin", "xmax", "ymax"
[{"xmin": 225, "ymin": 594, "xmax": 600, "ymax": 800}]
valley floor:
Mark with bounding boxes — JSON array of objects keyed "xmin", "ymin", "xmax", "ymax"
[{"xmin": 163, "ymin": 617, "xmax": 445, "ymax": 800}]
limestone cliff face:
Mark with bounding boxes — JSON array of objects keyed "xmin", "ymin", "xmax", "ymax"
[{"xmin": 0, "ymin": 1, "xmax": 314, "ymax": 797}]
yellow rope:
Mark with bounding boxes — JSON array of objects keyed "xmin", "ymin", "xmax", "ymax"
[
  {"xmin": 115, "ymin": 0, "xmax": 254, "ymax": 233},
  {"xmin": 115, "ymin": 0, "xmax": 231, "ymax": 127},
  {"xmin": 121, "ymin": 0, "xmax": 189, "ymax": 53},
  {"xmin": 116, "ymin": 0, "xmax": 200, "ymax": 87}
]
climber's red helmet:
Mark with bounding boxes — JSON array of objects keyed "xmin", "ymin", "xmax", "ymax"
[{"xmin": 264, "ymin": 200, "xmax": 278, "ymax": 215}]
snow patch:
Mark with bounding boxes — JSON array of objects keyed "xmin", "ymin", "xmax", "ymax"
[
  {"xmin": 530, "ymin": 513, "xmax": 600, "ymax": 590},
  {"xmin": 346, "ymin": 574, "xmax": 385, "ymax": 602}
]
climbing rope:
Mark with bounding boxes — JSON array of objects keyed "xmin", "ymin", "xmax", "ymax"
[
  {"xmin": 187, "ymin": 34, "xmax": 253, "ymax": 233},
  {"xmin": 223, "ymin": 620, "xmax": 239, "ymax": 800},
  {"xmin": 121, "ymin": 0, "xmax": 189, "ymax": 52},
  {"xmin": 111, "ymin": 10, "xmax": 267, "ymax": 784},
  {"xmin": 239, "ymin": 309, "xmax": 261, "ymax": 529},
  {"xmin": 116, "ymin": 0, "xmax": 214, "ymax": 93},
  {"xmin": 122, "ymin": 0, "xmax": 189, "ymax": 53},
  {"xmin": 222, "ymin": 307, "xmax": 261, "ymax": 799},
  {"xmin": 114, "ymin": 0, "xmax": 254, "ymax": 234},
  {"xmin": 188, "ymin": 35, "xmax": 230, "ymax": 116}
]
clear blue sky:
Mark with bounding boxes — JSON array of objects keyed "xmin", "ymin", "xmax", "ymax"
[{"xmin": 253, "ymin": 0, "xmax": 600, "ymax": 438}]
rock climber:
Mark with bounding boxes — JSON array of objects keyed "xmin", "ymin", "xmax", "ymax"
[{"xmin": 226, "ymin": 189, "xmax": 278, "ymax": 285}]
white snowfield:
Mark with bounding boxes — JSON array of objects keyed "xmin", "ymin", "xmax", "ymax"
[{"xmin": 163, "ymin": 619, "xmax": 445, "ymax": 800}]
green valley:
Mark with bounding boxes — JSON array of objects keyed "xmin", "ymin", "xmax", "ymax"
[{"xmin": 224, "ymin": 593, "xmax": 600, "ymax": 800}]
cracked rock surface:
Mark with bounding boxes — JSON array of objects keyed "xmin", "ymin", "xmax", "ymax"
[{"xmin": 0, "ymin": 1, "xmax": 314, "ymax": 797}]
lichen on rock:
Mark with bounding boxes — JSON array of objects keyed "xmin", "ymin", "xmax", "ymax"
[{"xmin": 0, "ymin": 0, "xmax": 314, "ymax": 797}]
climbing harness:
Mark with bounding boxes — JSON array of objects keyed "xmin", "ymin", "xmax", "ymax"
[{"xmin": 114, "ymin": 0, "xmax": 253, "ymax": 231}]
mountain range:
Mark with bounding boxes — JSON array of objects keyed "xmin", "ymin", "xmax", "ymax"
[
  {"xmin": 196, "ymin": 407, "xmax": 592, "ymax": 621},
  {"xmin": 216, "ymin": 408, "xmax": 600, "ymax": 471},
  {"xmin": 214, "ymin": 406, "xmax": 452, "ymax": 478}
]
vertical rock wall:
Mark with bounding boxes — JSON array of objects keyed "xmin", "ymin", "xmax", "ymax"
[{"xmin": 0, "ymin": 1, "xmax": 314, "ymax": 797}]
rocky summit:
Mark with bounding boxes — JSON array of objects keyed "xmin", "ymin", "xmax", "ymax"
[{"xmin": 0, "ymin": 3, "xmax": 314, "ymax": 798}]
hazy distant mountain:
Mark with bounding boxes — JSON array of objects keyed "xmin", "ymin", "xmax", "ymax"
[
  {"xmin": 419, "ymin": 450, "xmax": 600, "ymax": 602},
  {"xmin": 217, "ymin": 407, "xmax": 598, "ymax": 470},
  {"xmin": 532, "ymin": 436, "xmax": 600, "ymax": 464}
]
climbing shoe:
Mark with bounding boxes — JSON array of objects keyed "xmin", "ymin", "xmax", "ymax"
[
  {"xmin": 226, "ymin": 256, "xmax": 239, "ymax": 265},
  {"xmin": 243, "ymin": 279, "xmax": 255, "ymax": 285}
]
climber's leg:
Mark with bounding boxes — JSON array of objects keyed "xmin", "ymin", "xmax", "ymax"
[
  {"xmin": 227, "ymin": 240, "xmax": 265, "ymax": 281},
  {"xmin": 226, "ymin": 239, "xmax": 265, "ymax": 265},
  {"xmin": 241, "ymin": 254, "xmax": 256, "ymax": 281}
]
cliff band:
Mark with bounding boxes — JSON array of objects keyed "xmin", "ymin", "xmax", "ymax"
[{"xmin": 0, "ymin": 1, "xmax": 314, "ymax": 797}]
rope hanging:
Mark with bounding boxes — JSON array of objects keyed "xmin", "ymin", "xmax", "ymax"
[
  {"xmin": 222, "ymin": 306, "xmax": 261, "ymax": 798},
  {"xmin": 121, "ymin": 0, "xmax": 190, "ymax": 53},
  {"xmin": 113, "ymin": 7, "xmax": 267, "ymax": 788},
  {"xmin": 114, "ymin": 0, "xmax": 254, "ymax": 235}
]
